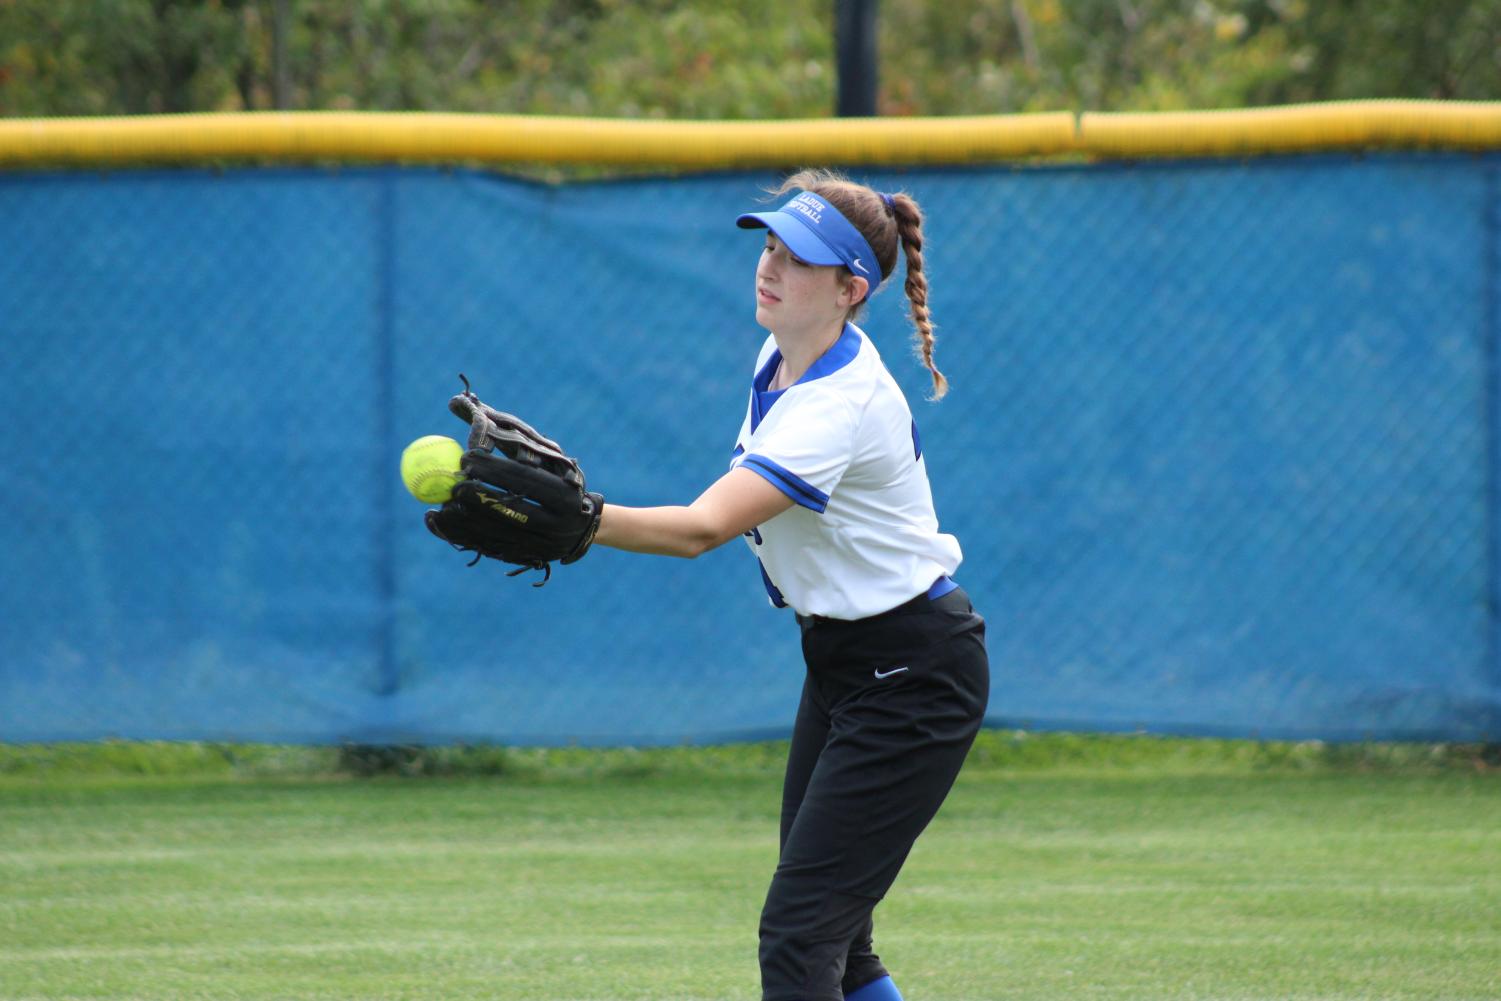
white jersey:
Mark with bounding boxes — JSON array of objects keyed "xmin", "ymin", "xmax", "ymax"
[{"xmin": 731, "ymin": 323, "xmax": 962, "ymax": 620}]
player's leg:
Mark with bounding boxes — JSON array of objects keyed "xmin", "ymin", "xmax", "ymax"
[
  {"xmin": 761, "ymin": 664, "xmax": 858, "ymax": 1001},
  {"xmin": 780, "ymin": 669, "xmax": 831, "ymax": 855},
  {"xmin": 759, "ymin": 591, "xmax": 989, "ymax": 1001},
  {"xmin": 760, "ymin": 683, "xmax": 983, "ymax": 1000},
  {"xmin": 841, "ymin": 915, "xmax": 899, "ymax": 1000}
]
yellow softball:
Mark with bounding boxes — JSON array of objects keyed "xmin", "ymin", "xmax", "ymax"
[{"xmin": 400, "ymin": 435, "xmax": 465, "ymax": 504}]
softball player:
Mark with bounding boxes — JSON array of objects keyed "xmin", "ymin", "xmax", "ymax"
[{"xmin": 594, "ymin": 169, "xmax": 989, "ymax": 1001}]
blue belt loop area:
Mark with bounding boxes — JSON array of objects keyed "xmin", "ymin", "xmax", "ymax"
[
  {"xmin": 927, "ymin": 575, "xmax": 958, "ymax": 600},
  {"xmin": 799, "ymin": 576, "xmax": 960, "ymax": 628}
]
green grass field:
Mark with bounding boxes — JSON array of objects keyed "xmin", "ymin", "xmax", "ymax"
[{"xmin": 2, "ymin": 735, "xmax": 1498, "ymax": 1001}]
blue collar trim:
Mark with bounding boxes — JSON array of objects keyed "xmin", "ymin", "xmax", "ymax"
[
  {"xmin": 803, "ymin": 322, "xmax": 862, "ymax": 383},
  {"xmin": 753, "ymin": 324, "xmax": 862, "ymax": 394},
  {"xmin": 750, "ymin": 383, "xmax": 784, "ymax": 434},
  {"xmin": 749, "ymin": 325, "xmax": 861, "ymax": 433}
]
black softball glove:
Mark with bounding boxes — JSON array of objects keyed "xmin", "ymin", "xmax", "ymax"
[{"xmin": 424, "ymin": 376, "xmax": 602, "ymax": 584}]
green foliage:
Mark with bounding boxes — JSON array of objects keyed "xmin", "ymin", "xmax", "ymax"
[
  {"xmin": 881, "ymin": 0, "xmax": 1501, "ymax": 113},
  {"xmin": 0, "ymin": 0, "xmax": 256, "ymax": 115},
  {"xmin": 1244, "ymin": 0, "xmax": 1501, "ymax": 104},
  {"xmin": 1, "ymin": 0, "xmax": 1496, "ymax": 118},
  {"xmin": 0, "ymin": 0, "xmax": 834, "ymax": 118},
  {"xmin": 0, "ymin": 739, "xmax": 338, "ymax": 777},
  {"xmin": 3, "ymin": 732, "xmax": 1495, "ymax": 784}
]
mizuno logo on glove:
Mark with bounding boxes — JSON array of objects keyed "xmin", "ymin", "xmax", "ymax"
[{"xmin": 476, "ymin": 493, "xmax": 530, "ymax": 523}]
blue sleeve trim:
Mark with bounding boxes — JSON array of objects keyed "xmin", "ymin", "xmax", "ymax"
[{"xmin": 739, "ymin": 454, "xmax": 830, "ymax": 513}]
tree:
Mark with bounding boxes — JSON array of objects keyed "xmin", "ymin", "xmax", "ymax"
[{"xmin": 1, "ymin": 0, "xmax": 1496, "ymax": 119}]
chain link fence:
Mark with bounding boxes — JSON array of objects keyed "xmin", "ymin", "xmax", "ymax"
[{"xmin": 1, "ymin": 156, "xmax": 1498, "ymax": 744}]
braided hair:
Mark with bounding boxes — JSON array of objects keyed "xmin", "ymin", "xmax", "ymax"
[{"xmin": 770, "ymin": 169, "xmax": 948, "ymax": 400}]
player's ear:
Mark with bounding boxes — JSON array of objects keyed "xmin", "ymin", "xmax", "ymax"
[{"xmin": 839, "ymin": 273, "xmax": 869, "ymax": 307}]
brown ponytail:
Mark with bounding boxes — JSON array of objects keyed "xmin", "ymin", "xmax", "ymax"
[
  {"xmin": 887, "ymin": 192, "xmax": 946, "ymax": 400},
  {"xmin": 769, "ymin": 169, "xmax": 949, "ymax": 400}
]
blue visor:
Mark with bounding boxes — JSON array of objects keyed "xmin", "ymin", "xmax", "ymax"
[{"xmin": 737, "ymin": 191, "xmax": 881, "ymax": 301}]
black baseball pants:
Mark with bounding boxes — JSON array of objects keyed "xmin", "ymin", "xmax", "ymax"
[{"xmin": 759, "ymin": 585, "xmax": 990, "ymax": 1001}]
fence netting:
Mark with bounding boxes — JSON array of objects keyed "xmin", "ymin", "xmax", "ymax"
[{"xmin": 2, "ymin": 155, "xmax": 1498, "ymax": 744}]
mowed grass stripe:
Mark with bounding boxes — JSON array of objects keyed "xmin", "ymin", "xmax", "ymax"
[{"xmin": 1, "ymin": 764, "xmax": 1497, "ymax": 1000}]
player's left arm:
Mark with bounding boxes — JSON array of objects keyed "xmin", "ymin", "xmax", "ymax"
[{"xmin": 595, "ymin": 467, "xmax": 793, "ymax": 559}]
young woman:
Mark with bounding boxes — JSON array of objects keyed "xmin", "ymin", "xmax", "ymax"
[{"xmin": 593, "ymin": 169, "xmax": 990, "ymax": 1001}]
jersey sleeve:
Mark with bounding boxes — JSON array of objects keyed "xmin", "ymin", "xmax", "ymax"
[{"xmin": 736, "ymin": 387, "xmax": 858, "ymax": 514}]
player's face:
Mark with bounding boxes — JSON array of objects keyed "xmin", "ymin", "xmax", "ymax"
[{"xmin": 755, "ymin": 233, "xmax": 854, "ymax": 336}]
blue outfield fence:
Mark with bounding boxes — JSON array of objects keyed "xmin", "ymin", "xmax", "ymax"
[{"xmin": 2, "ymin": 155, "xmax": 1499, "ymax": 745}]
